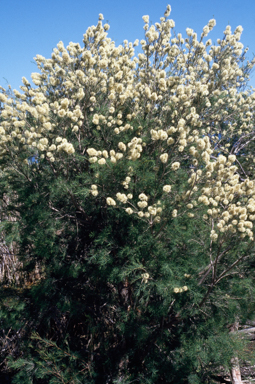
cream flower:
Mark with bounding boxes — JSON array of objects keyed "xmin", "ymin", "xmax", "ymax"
[
  {"xmin": 142, "ymin": 15, "xmax": 149, "ymax": 24},
  {"xmin": 106, "ymin": 197, "xmax": 116, "ymax": 206},
  {"xmin": 172, "ymin": 209, "xmax": 178, "ymax": 218},
  {"xmin": 171, "ymin": 162, "xmax": 180, "ymax": 171},
  {"xmin": 139, "ymin": 193, "xmax": 148, "ymax": 201},
  {"xmin": 163, "ymin": 185, "xmax": 171, "ymax": 193},
  {"xmin": 160, "ymin": 153, "xmax": 168, "ymax": 163},
  {"xmin": 87, "ymin": 148, "xmax": 98, "ymax": 156},
  {"xmin": 141, "ymin": 272, "xmax": 150, "ymax": 283},
  {"xmin": 137, "ymin": 201, "xmax": 148, "ymax": 209}
]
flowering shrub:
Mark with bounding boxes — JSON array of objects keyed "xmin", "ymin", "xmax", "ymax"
[{"xmin": 0, "ymin": 5, "xmax": 255, "ymax": 383}]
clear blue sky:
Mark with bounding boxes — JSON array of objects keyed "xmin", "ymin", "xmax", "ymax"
[{"xmin": 1, "ymin": 0, "xmax": 255, "ymax": 91}]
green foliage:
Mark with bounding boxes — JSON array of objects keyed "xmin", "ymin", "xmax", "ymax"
[{"xmin": 8, "ymin": 333, "xmax": 91, "ymax": 384}]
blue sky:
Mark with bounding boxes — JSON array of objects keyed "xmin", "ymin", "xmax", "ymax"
[{"xmin": 1, "ymin": 0, "xmax": 255, "ymax": 91}]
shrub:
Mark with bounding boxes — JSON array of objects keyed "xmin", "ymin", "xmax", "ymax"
[{"xmin": 0, "ymin": 5, "xmax": 255, "ymax": 383}]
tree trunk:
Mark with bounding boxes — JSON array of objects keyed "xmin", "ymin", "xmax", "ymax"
[
  {"xmin": 229, "ymin": 322, "xmax": 243, "ymax": 384},
  {"xmin": 230, "ymin": 357, "xmax": 242, "ymax": 384}
]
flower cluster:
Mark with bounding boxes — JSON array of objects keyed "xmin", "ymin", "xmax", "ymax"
[
  {"xmin": 174, "ymin": 286, "xmax": 188, "ymax": 293},
  {"xmin": 0, "ymin": 5, "xmax": 255, "ymax": 246}
]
